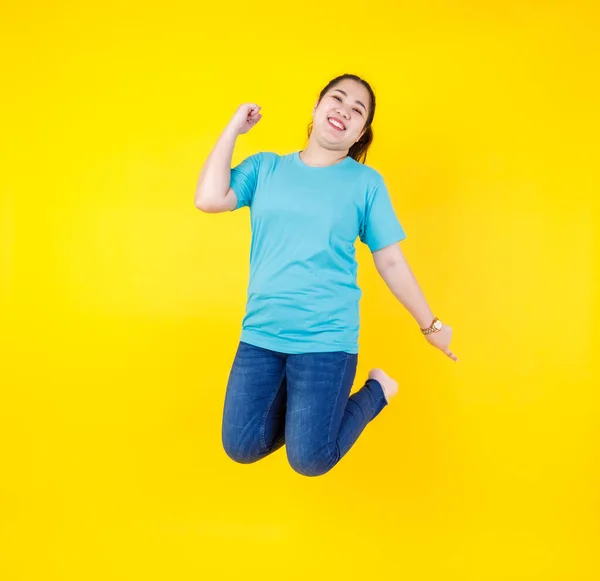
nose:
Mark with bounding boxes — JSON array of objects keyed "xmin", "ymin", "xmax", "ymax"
[{"xmin": 335, "ymin": 104, "xmax": 351, "ymax": 120}]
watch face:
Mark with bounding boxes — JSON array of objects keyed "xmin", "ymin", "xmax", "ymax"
[{"xmin": 434, "ymin": 320, "xmax": 443, "ymax": 330}]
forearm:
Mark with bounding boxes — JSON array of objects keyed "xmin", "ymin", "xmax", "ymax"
[
  {"xmin": 195, "ymin": 124, "xmax": 239, "ymax": 207},
  {"xmin": 377, "ymin": 259, "xmax": 435, "ymax": 329}
]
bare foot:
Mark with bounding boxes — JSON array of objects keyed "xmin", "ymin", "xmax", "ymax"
[{"xmin": 368, "ymin": 368, "xmax": 398, "ymax": 403}]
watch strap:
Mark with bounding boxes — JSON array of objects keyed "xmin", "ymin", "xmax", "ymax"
[{"xmin": 421, "ymin": 317, "xmax": 442, "ymax": 335}]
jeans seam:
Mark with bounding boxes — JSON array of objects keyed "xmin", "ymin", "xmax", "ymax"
[
  {"xmin": 304, "ymin": 352, "xmax": 349, "ymax": 474},
  {"xmin": 368, "ymin": 379, "xmax": 387, "ymax": 414},
  {"xmin": 259, "ymin": 367, "xmax": 286, "ymax": 452}
]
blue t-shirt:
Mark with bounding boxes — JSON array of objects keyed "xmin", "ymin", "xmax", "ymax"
[{"xmin": 229, "ymin": 150, "xmax": 406, "ymax": 354}]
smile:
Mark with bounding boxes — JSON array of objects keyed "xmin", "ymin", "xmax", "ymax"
[{"xmin": 328, "ymin": 117, "xmax": 346, "ymax": 131}]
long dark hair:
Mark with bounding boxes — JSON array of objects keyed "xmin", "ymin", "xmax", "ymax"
[{"xmin": 306, "ymin": 73, "xmax": 376, "ymax": 164}]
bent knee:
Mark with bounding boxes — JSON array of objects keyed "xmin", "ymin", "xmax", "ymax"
[
  {"xmin": 287, "ymin": 448, "xmax": 337, "ymax": 477},
  {"xmin": 222, "ymin": 434, "xmax": 261, "ymax": 464}
]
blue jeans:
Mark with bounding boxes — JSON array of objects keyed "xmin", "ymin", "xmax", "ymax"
[{"xmin": 221, "ymin": 341, "xmax": 388, "ymax": 477}]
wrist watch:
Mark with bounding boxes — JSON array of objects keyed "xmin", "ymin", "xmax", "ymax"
[{"xmin": 421, "ymin": 317, "xmax": 443, "ymax": 335}]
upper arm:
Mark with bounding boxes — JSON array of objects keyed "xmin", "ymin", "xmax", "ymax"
[
  {"xmin": 222, "ymin": 187, "xmax": 239, "ymax": 211},
  {"xmin": 196, "ymin": 187, "xmax": 238, "ymax": 213},
  {"xmin": 373, "ymin": 242, "xmax": 405, "ymax": 272},
  {"xmin": 228, "ymin": 152, "xmax": 262, "ymax": 211},
  {"xmin": 205, "ymin": 187, "xmax": 238, "ymax": 213},
  {"xmin": 359, "ymin": 175, "xmax": 406, "ymax": 251},
  {"xmin": 196, "ymin": 151, "xmax": 261, "ymax": 214}
]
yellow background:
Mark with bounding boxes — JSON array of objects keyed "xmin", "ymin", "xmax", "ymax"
[{"xmin": 1, "ymin": 1, "xmax": 599, "ymax": 579}]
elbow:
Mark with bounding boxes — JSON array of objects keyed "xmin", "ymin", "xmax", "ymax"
[
  {"xmin": 195, "ymin": 186, "xmax": 235, "ymax": 213},
  {"xmin": 195, "ymin": 198, "xmax": 217, "ymax": 213},
  {"xmin": 194, "ymin": 191, "xmax": 216, "ymax": 213},
  {"xmin": 194, "ymin": 196, "xmax": 207, "ymax": 211},
  {"xmin": 194, "ymin": 181, "xmax": 213, "ymax": 211}
]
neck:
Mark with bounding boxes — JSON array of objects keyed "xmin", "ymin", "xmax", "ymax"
[{"xmin": 299, "ymin": 140, "xmax": 349, "ymax": 167}]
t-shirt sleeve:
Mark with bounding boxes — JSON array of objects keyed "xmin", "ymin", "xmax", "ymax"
[
  {"xmin": 229, "ymin": 152, "xmax": 262, "ymax": 211},
  {"xmin": 359, "ymin": 176, "xmax": 407, "ymax": 251}
]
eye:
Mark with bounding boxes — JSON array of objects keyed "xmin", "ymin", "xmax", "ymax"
[
  {"xmin": 353, "ymin": 108, "xmax": 363, "ymax": 115},
  {"xmin": 332, "ymin": 95, "xmax": 342, "ymax": 101}
]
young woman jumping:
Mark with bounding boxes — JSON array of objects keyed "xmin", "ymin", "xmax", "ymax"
[{"xmin": 195, "ymin": 73, "xmax": 458, "ymax": 477}]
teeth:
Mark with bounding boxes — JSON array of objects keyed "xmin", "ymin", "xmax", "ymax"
[{"xmin": 329, "ymin": 117, "xmax": 345, "ymax": 130}]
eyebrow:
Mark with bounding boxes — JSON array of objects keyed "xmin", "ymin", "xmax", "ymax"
[{"xmin": 331, "ymin": 89, "xmax": 367, "ymax": 113}]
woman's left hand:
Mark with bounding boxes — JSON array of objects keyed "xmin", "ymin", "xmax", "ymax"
[{"xmin": 425, "ymin": 325, "xmax": 458, "ymax": 362}]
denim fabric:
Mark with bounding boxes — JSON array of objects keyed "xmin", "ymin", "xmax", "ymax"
[{"xmin": 221, "ymin": 341, "xmax": 388, "ymax": 477}]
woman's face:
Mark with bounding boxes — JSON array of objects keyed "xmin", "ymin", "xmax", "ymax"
[{"xmin": 311, "ymin": 79, "xmax": 371, "ymax": 151}]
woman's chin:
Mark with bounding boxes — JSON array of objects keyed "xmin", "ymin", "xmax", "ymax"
[{"xmin": 314, "ymin": 131, "xmax": 350, "ymax": 148}]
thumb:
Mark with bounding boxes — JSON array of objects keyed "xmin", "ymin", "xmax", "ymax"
[{"xmin": 446, "ymin": 350, "xmax": 459, "ymax": 362}]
